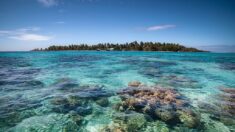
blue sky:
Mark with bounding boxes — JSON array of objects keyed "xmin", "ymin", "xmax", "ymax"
[{"xmin": 0, "ymin": 0, "xmax": 235, "ymax": 52}]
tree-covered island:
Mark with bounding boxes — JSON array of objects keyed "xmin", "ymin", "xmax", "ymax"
[{"xmin": 33, "ymin": 41, "xmax": 204, "ymax": 52}]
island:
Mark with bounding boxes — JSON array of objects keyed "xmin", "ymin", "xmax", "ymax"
[{"xmin": 33, "ymin": 41, "xmax": 204, "ymax": 52}]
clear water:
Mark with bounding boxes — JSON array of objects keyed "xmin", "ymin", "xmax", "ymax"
[{"xmin": 0, "ymin": 51, "xmax": 235, "ymax": 132}]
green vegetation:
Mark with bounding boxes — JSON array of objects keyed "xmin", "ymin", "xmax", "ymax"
[{"xmin": 33, "ymin": 41, "xmax": 204, "ymax": 52}]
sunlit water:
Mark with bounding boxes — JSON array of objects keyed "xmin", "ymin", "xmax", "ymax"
[{"xmin": 0, "ymin": 51, "xmax": 235, "ymax": 132}]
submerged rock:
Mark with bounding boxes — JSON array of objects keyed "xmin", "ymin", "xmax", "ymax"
[
  {"xmin": 116, "ymin": 86, "xmax": 201, "ymax": 128},
  {"xmin": 67, "ymin": 95, "xmax": 85, "ymax": 107},
  {"xmin": 197, "ymin": 87, "xmax": 235, "ymax": 129},
  {"xmin": 177, "ymin": 109, "xmax": 200, "ymax": 128},
  {"xmin": 11, "ymin": 113, "xmax": 79, "ymax": 132},
  {"xmin": 154, "ymin": 105, "xmax": 176, "ymax": 122},
  {"xmin": 50, "ymin": 96, "xmax": 92, "ymax": 115},
  {"xmin": 209, "ymin": 87, "xmax": 235, "ymax": 126},
  {"xmin": 112, "ymin": 112, "xmax": 147, "ymax": 132},
  {"xmin": 75, "ymin": 106, "xmax": 92, "ymax": 116},
  {"xmin": 201, "ymin": 113, "xmax": 231, "ymax": 132},
  {"xmin": 117, "ymin": 87, "xmax": 187, "ymax": 113},
  {"xmin": 128, "ymin": 81, "xmax": 141, "ymax": 87},
  {"xmin": 220, "ymin": 87, "xmax": 235, "ymax": 94},
  {"xmin": 159, "ymin": 75, "xmax": 199, "ymax": 89},
  {"xmin": 50, "ymin": 85, "xmax": 113, "ymax": 115},
  {"xmin": 139, "ymin": 67, "xmax": 162, "ymax": 78},
  {"xmin": 52, "ymin": 78, "xmax": 79, "ymax": 91},
  {"xmin": 72, "ymin": 86, "xmax": 113, "ymax": 99},
  {"xmin": 50, "ymin": 96, "xmax": 73, "ymax": 113},
  {"xmin": 68, "ymin": 111, "xmax": 84, "ymax": 125},
  {"xmin": 219, "ymin": 116, "xmax": 235, "ymax": 126},
  {"xmin": 95, "ymin": 97, "xmax": 109, "ymax": 107},
  {"xmin": 143, "ymin": 121, "xmax": 169, "ymax": 132},
  {"xmin": 0, "ymin": 98, "xmax": 42, "ymax": 131},
  {"xmin": 50, "ymin": 96, "xmax": 68, "ymax": 105},
  {"xmin": 217, "ymin": 88, "xmax": 235, "ymax": 116},
  {"xmin": 101, "ymin": 123, "xmax": 126, "ymax": 132}
]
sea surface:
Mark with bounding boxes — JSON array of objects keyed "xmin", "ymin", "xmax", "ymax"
[{"xmin": 0, "ymin": 51, "xmax": 235, "ymax": 132}]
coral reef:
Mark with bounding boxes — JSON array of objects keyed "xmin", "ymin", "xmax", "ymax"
[
  {"xmin": 50, "ymin": 86, "xmax": 113, "ymax": 115},
  {"xmin": 95, "ymin": 97, "xmax": 110, "ymax": 107},
  {"xmin": 115, "ymin": 85, "xmax": 201, "ymax": 128},
  {"xmin": 113, "ymin": 112, "xmax": 147, "ymax": 131},
  {"xmin": 107, "ymin": 112, "xmax": 148, "ymax": 132},
  {"xmin": 128, "ymin": 81, "xmax": 142, "ymax": 87},
  {"xmin": 11, "ymin": 113, "xmax": 79, "ymax": 132},
  {"xmin": 216, "ymin": 88, "xmax": 235, "ymax": 117},
  {"xmin": 198, "ymin": 87, "xmax": 235, "ymax": 130}
]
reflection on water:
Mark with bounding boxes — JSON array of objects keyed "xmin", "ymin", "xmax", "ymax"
[{"xmin": 0, "ymin": 51, "xmax": 235, "ymax": 132}]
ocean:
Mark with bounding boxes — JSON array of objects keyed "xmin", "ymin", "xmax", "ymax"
[{"xmin": 0, "ymin": 51, "xmax": 235, "ymax": 131}]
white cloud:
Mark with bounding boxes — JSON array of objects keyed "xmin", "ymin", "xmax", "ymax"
[
  {"xmin": 37, "ymin": 0, "xmax": 59, "ymax": 7},
  {"xmin": 9, "ymin": 34, "xmax": 51, "ymax": 41},
  {"xmin": 147, "ymin": 25, "xmax": 176, "ymax": 31},
  {"xmin": 0, "ymin": 27, "xmax": 52, "ymax": 41}
]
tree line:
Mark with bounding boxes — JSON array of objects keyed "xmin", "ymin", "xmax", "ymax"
[{"xmin": 33, "ymin": 41, "xmax": 204, "ymax": 52}]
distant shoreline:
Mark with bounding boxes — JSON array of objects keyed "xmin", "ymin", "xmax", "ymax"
[
  {"xmin": 30, "ymin": 50, "xmax": 208, "ymax": 53},
  {"xmin": 5, "ymin": 51, "xmax": 235, "ymax": 53},
  {"xmin": 32, "ymin": 41, "xmax": 205, "ymax": 52}
]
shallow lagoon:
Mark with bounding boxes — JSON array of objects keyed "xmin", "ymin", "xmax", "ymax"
[{"xmin": 0, "ymin": 51, "xmax": 235, "ymax": 132}]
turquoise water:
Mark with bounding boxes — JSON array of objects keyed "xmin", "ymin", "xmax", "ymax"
[{"xmin": 0, "ymin": 51, "xmax": 235, "ymax": 132}]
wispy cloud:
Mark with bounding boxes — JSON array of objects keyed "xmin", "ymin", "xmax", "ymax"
[
  {"xmin": 58, "ymin": 9, "xmax": 65, "ymax": 13},
  {"xmin": 55, "ymin": 21, "xmax": 65, "ymax": 24},
  {"xmin": 197, "ymin": 45, "xmax": 235, "ymax": 53},
  {"xmin": 0, "ymin": 30, "xmax": 11, "ymax": 35},
  {"xmin": 0, "ymin": 27, "xmax": 52, "ymax": 41},
  {"xmin": 37, "ymin": 0, "xmax": 59, "ymax": 7},
  {"xmin": 147, "ymin": 24, "xmax": 176, "ymax": 31},
  {"xmin": 17, "ymin": 27, "xmax": 40, "ymax": 32},
  {"xmin": 38, "ymin": 0, "xmax": 97, "ymax": 7}
]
